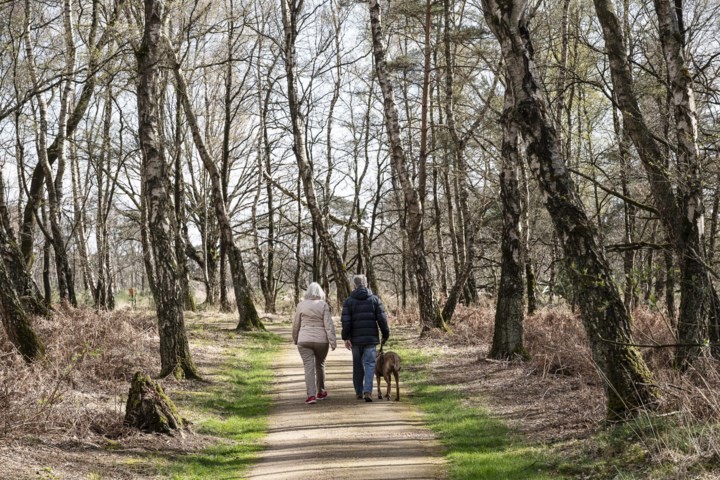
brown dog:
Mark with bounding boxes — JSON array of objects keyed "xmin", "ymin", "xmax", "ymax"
[{"xmin": 375, "ymin": 350, "xmax": 401, "ymax": 401}]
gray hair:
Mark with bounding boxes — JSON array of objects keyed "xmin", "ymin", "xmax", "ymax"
[
  {"xmin": 352, "ymin": 274, "xmax": 368, "ymax": 288},
  {"xmin": 304, "ymin": 282, "xmax": 326, "ymax": 300}
]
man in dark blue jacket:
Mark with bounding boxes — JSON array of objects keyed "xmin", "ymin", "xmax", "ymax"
[{"xmin": 341, "ymin": 274, "xmax": 390, "ymax": 402}]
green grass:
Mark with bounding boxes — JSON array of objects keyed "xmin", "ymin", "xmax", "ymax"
[
  {"xmin": 390, "ymin": 342, "xmax": 564, "ymax": 480},
  {"xmin": 392, "ymin": 338, "xmax": 720, "ymax": 479},
  {"xmin": 160, "ymin": 330, "xmax": 283, "ymax": 479}
]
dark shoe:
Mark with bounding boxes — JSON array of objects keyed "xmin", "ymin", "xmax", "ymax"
[
  {"xmin": 305, "ymin": 396, "xmax": 317, "ymax": 405},
  {"xmin": 356, "ymin": 393, "xmax": 363, "ymax": 400},
  {"xmin": 363, "ymin": 392, "xmax": 373, "ymax": 402},
  {"xmin": 317, "ymin": 391, "xmax": 327, "ymax": 400}
]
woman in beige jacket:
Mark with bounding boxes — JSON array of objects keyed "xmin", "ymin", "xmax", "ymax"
[{"xmin": 292, "ymin": 282, "xmax": 337, "ymax": 404}]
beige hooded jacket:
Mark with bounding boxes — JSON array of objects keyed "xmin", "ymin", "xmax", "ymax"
[{"xmin": 292, "ymin": 297, "xmax": 337, "ymax": 349}]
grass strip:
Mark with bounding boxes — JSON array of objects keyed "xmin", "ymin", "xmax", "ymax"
[
  {"xmin": 391, "ymin": 342, "xmax": 564, "ymax": 480},
  {"xmin": 162, "ymin": 330, "xmax": 283, "ymax": 479}
]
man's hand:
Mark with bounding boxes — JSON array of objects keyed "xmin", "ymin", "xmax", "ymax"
[{"xmin": 345, "ymin": 340, "xmax": 352, "ymax": 350}]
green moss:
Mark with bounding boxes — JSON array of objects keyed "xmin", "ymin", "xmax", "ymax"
[{"xmin": 103, "ymin": 440, "xmax": 123, "ymax": 451}]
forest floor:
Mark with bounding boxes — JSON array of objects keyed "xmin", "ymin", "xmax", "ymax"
[{"xmin": 2, "ymin": 304, "xmax": 719, "ymax": 479}]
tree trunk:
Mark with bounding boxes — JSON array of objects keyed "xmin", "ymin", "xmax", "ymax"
[
  {"xmin": 654, "ymin": 0, "xmax": 718, "ymax": 365},
  {"xmin": 430, "ymin": 75, "xmax": 448, "ymax": 297},
  {"xmin": 219, "ymin": 243, "xmax": 232, "ymax": 312},
  {"xmin": 432, "ymin": 167, "xmax": 448, "ymax": 298},
  {"xmin": 440, "ymin": 0, "xmax": 479, "ymax": 322},
  {"xmin": 611, "ymin": 98, "xmax": 637, "ymax": 311},
  {"xmin": 293, "ymin": 179, "xmax": 302, "ymax": 306},
  {"xmin": 520, "ymin": 162, "xmax": 537, "ymax": 315},
  {"xmin": 0, "ymin": 173, "xmax": 13, "ymax": 242},
  {"xmin": 252, "ymin": 153, "xmax": 271, "ymax": 312},
  {"xmin": 168, "ymin": 45, "xmax": 263, "ymax": 331},
  {"xmin": 262, "ymin": 106, "xmax": 277, "ymax": 313},
  {"xmin": 18, "ymin": 0, "xmax": 112, "ymax": 266},
  {"xmin": 173, "ymin": 95, "xmax": 195, "ymax": 312},
  {"xmin": 137, "ymin": 0, "xmax": 199, "ymax": 380},
  {"xmin": 594, "ymin": 0, "xmax": 715, "ymax": 369},
  {"xmin": 554, "ymin": 0, "xmax": 571, "ymax": 157},
  {"xmin": 0, "ymin": 202, "xmax": 47, "ymax": 355},
  {"xmin": 708, "ymin": 172, "xmax": 720, "ymax": 264},
  {"xmin": 42, "ymin": 237, "xmax": 52, "ymax": 306},
  {"xmin": 368, "ymin": 0, "xmax": 445, "ymax": 332},
  {"xmin": 204, "ymin": 231, "xmax": 220, "ymax": 306},
  {"xmin": 23, "ymin": 0, "xmax": 76, "ymax": 307},
  {"xmin": 219, "ymin": 9, "xmax": 237, "ymax": 314},
  {"xmin": 665, "ymin": 247, "xmax": 677, "ymax": 323},
  {"xmin": 0, "ymin": 208, "xmax": 48, "ymax": 317},
  {"xmin": 70, "ymin": 134, "xmax": 95, "ymax": 297},
  {"xmin": 95, "ymin": 91, "xmax": 113, "ymax": 309},
  {"xmin": 483, "ymin": 0, "xmax": 657, "ymax": 420},
  {"xmin": 281, "ymin": 0, "xmax": 351, "ymax": 303},
  {"xmin": 0, "ymin": 255, "xmax": 45, "ymax": 362},
  {"xmin": 124, "ymin": 371, "xmax": 184, "ymax": 434},
  {"xmin": 252, "ymin": 49, "xmax": 277, "ymax": 314},
  {"xmin": 139, "ymin": 192, "xmax": 157, "ymax": 300},
  {"xmin": 490, "ymin": 87, "xmax": 527, "ymax": 360}
]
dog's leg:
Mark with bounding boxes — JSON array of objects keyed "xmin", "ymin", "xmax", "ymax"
[
  {"xmin": 393, "ymin": 370, "xmax": 400, "ymax": 401},
  {"xmin": 384, "ymin": 373, "xmax": 392, "ymax": 400},
  {"xmin": 376, "ymin": 370, "xmax": 382, "ymax": 399}
]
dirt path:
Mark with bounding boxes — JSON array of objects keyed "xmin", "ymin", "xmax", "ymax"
[{"xmin": 246, "ymin": 325, "xmax": 447, "ymax": 480}]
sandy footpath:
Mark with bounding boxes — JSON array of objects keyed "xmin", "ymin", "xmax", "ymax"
[{"xmin": 246, "ymin": 325, "xmax": 447, "ymax": 480}]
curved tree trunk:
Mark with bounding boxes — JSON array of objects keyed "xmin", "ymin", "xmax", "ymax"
[
  {"xmin": 440, "ymin": 0, "xmax": 479, "ymax": 322},
  {"xmin": 0, "ymin": 256, "xmax": 45, "ymax": 362},
  {"xmin": 490, "ymin": 88, "xmax": 527, "ymax": 360},
  {"xmin": 653, "ymin": 0, "xmax": 718, "ymax": 365},
  {"xmin": 23, "ymin": 0, "xmax": 76, "ymax": 307},
  {"xmin": 368, "ymin": 0, "xmax": 446, "ymax": 332},
  {"xmin": 594, "ymin": 0, "xmax": 716, "ymax": 369},
  {"xmin": 0, "ymin": 217, "xmax": 48, "ymax": 317},
  {"xmin": 168, "ymin": 45, "xmax": 263, "ymax": 331},
  {"xmin": 281, "ymin": 0, "xmax": 351, "ymax": 304},
  {"xmin": 19, "ymin": 0, "xmax": 114, "ymax": 266},
  {"xmin": 482, "ymin": 0, "xmax": 657, "ymax": 420},
  {"xmin": 137, "ymin": 0, "xmax": 199, "ymax": 380}
]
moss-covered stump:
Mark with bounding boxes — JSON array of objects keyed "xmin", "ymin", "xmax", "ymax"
[{"xmin": 124, "ymin": 371, "xmax": 184, "ymax": 434}]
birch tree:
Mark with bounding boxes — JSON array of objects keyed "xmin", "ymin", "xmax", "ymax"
[
  {"xmin": 281, "ymin": 0, "xmax": 351, "ymax": 303},
  {"xmin": 593, "ymin": 0, "xmax": 718, "ymax": 369},
  {"xmin": 137, "ymin": 0, "xmax": 199, "ymax": 379},
  {"xmin": 490, "ymin": 87, "xmax": 526, "ymax": 360},
  {"xmin": 168, "ymin": 43, "xmax": 264, "ymax": 331},
  {"xmin": 482, "ymin": 0, "xmax": 657, "ymax": 420},
  {"xmin": 368, "ymin": 0, "xmax": 446, "ymax": 332}
]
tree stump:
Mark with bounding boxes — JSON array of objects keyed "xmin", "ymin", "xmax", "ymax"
[{"xmin": 124, "ymin": 371, "xmax": 184, "ymax": 434}]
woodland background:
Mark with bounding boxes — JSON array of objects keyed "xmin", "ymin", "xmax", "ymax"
[{"xmin": 1, "ymin": 0, "xmax": 720, "ymax": 476}]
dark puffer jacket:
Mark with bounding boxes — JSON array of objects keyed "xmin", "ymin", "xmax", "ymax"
[{"xmin": 341, "ymin": 287, "xmax": 390, "ymax": 345}]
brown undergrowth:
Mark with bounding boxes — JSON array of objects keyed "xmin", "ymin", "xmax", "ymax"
[
  {"xmin": 0, "ymin": 307, "xmax": 222, "ymax": 479},
  {"xmin": 3, "ymin": 300, "xmax": 720, "ymax": 478},
  {"xmin": 395, "ymin": 302, "xmax": 720, "ymax": 476}
]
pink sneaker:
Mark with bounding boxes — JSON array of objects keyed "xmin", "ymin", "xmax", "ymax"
[
  {"xmin": 316, "ymin": 391, "xmax": 328, "ymax": 400},
  {"xmin": 305, "ymin": 396, "xmax": 317, "ymax": 405}
]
